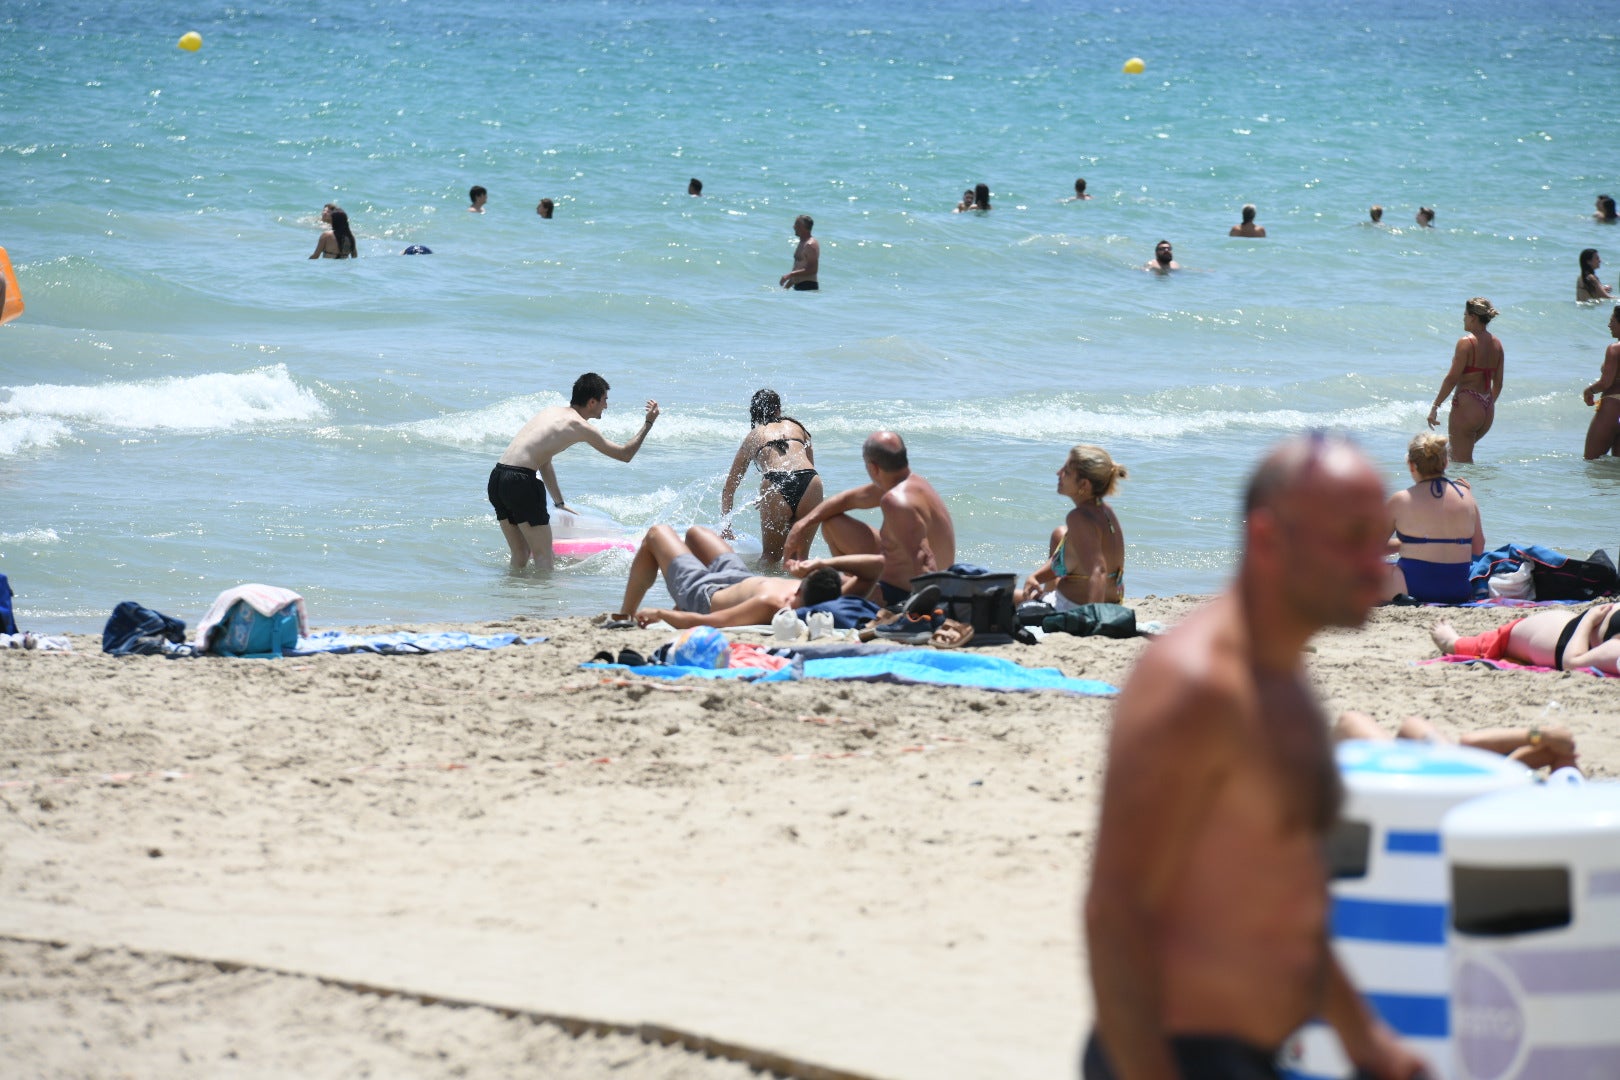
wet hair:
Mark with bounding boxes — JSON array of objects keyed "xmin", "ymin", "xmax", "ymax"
[
  {"xmin": 749, "ymin": 388, "xmax": 783, "ymax": 427},
  {"xmin": 469, "ymin": 185, "xmax": 487, "ymax": 204},
  {"xmin": 570, "ymin": 372, "xmax": 609, "ymax": 407},
  {"xmin": 1465, "ymin": 296, "xmax": 1498, "ymax": 323},
  {"xmin": 974, "ymin": 183, "xmax": 990, "ymax": 209},
  {"xmin": 1074, "ymin": 178, "xmax": 1087, "ymax": 195},
  {"xmin": 1369, "ymin": 205, "xmax": 1383, "ymax": 222},
  {"xmin": 798, "ymin": 567, "xmax": 843, "ymax": 608},
  {"xmin": 329, "ymin": 210, "xmax": 357, "ymax": 257},
  {"xmin": 1407, "ymin": 432, "xmax": 1449, "ymax": 478},
  {"xmin": 537, "ymin": 198, "xmax": 554, "ymax": 217},
  {"xmin": 688, "ymin": 178, "xmax": 702, "ymax": 195},
  {"xmin": 795, "ymin": 214, "xmax": 813, "ymax": 232},
  {"xmin": 862, "ymin": 432, "xmax": 908, "ymax": 472},
  {"xmin": 1600, "ymin": 195, "xmax": 1618, "ymax": 221},
  {"xmin": 1067, "ymin": 445, "xmax": 1127, "ymax": 499},
  {"xmin": 1581, "ymin": 248, "xmax": 1601, "ymax": 276},
  {"xmin": 1241, "ymin": 204, "xmax": 1257, "ymax": 223},
  {"xmin": 1417, "ymin": 206, "xmax": 1435, "ymax": 224}
]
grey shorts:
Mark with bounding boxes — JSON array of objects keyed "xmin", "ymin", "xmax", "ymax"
[{"xmin": 665, "ymin": 552, "xmax": 752, "ymax": 614}]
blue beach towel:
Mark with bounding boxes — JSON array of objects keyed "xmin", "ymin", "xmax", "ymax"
[
  {"xmin": 584, "ymin": 650, "xmax": 1116, "ymax": 695},
  {"xmin": 794, "ymin": 595, "xmax": 880, "ymax": 629},
  {"xmin": 288, "ymin": 630, "xmax": 542, "ymax": 655}
]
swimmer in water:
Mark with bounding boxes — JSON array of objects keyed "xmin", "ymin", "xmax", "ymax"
[
  {"xmin": 780, "ymin": 214, "xmax": 819, "ymax": 291},
  {"xmin": 720, "ymin": 389, "xmax": 824, "ymax": 566},
  {"xmin": 1582, "ymin": 306, "xmax": 1620, "ymax": 460},
  {"xmin": 1578, "ymin": 249, "xmax": 1612, "ymax": 301},
  {"xmin": 309, "ymin": 207, "xmax": 357, "ymax": 259},
  {"xmin": 468, "ymin": 185, "xmax": 487, "ymax": 213},
  {"xmin": 1228, "ymin": 203, "xmax": 1267, "ymax": 238},
  {"xmin": 1143, "ymin": 240, "xmax": 1179, "ymax": 274}
]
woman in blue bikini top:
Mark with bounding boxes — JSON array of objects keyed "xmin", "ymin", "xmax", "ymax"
[
  {"xmin": 1383, "ymin": 432, "xmax": 1485, "ymax": 604},
  {"xmin": 1018, "ymin": 444, "xmax": 1128, "ymax": 609}
]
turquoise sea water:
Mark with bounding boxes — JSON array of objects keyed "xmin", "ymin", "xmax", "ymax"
[{"xmin": 3, "ymin": 0, "xmax": 1618, "ymax": 632}]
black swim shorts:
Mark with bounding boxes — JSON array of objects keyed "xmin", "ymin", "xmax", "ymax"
[
  {"xmin": 1082, "ymin": 1031, "xmax": 1284, "ymax": 1080},
  {"xmin": 487, "ymin": 463, "xmax": 550, "ymax": 527},
  {"xmin": 792, "ymin": 280, "xmax": 819, "ymax": 291}
]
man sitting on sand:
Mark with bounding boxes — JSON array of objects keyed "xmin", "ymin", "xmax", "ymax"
[
  {"xmin": 490, "ymin": 372, "xmax": 658, "ymax": 572},
  {"xmin": 782, "ymin": 431, "xmax": 955, "ymax": 609},
  {"xmin": 1431, "ymin": 603, "xmax": 1620, "ymax": 675},
  {"xmin": 1228, "ymin": 203, "xmax": 1267, "ymax": 238},
  {"xmin": 619, "ymin": 526, "xmax": 844, "ymax": 629}
]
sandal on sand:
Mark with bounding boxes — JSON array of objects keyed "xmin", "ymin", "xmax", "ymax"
[{"xmin": 930, "ymin": 620, "xmax": 975, "ymax": 649}]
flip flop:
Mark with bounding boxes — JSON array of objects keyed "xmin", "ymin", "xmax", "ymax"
[{"xmin": 930, "ymin": 620, "xmax": 975, "ymax": 649}]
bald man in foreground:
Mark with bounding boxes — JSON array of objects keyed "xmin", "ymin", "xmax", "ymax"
[
  {"xmin": 782, "ymin": 431, "xmax": 954, "ymax": 607},
  {"xmin": 1084, "ymin": 434, "xmax": 1431, "ymax": 1080}
]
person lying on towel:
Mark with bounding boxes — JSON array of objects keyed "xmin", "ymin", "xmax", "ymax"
[
  {"xmin": 1431, "ymin": 602, "xmax": 1620, "ymax": 675},
  {"xmin": 618, "ymin": 525, "xmax": 845, "ymax": 630}
]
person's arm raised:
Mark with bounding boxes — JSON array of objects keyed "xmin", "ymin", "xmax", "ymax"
[{"xmin": 581, "ymin": 400, "xmax": 661, "ymax": 463}]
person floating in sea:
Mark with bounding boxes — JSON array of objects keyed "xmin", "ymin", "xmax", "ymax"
[
  {"xmin": 1596, "ymin": 194, "xmax": 1618, "ymax": 223},
  {"xmin": 488, "ymin": 372, "xmax": 659, "ymax": 571},
  {"xmin": 1382, "ymin": 433, "xmax": 1484, "ymax": 605},
  {"xmin": 536, "ymin": 198, "xmax": 554, "ymax": 218},
  {"xmin": 1143, "ymin": 239, "xmax": 1179, "ymax": 274},
  {"xmin": 1018, "ymin": 444, "xmax": 1127, "ymax": 608},
  {"xmin": 1070, "ymin": 178, "xmax": 1092, "ymax": 201},
  {"xmin": 783, "ymin": 431, "xmax": 955, "ymax": 610},
  {"xmin": 1431, "ymin": 603, "xmax": 1620, "ymax": 676},
  {"xmin": 1427, "ymin": 297, "xmax": 1503, "ymax": 463},
  {"xmin": 618, "ymin": 526, "xmax": 844, "ymax": 629},
  {"xmin": 688, "ymin": 178, "xmax": 703, "ymax": 196},
  {"xmin": 1578, "ymin": 248, "xmax": 1612, "ymax": 301},
  {"xmin": 309, "ymin": 206, "xmax": 357, "ymax": 259},
  {"xmin": 720, "ymin": 389, "xmax": 823, "ymax": 566},
  {"xmin": 972, "ymin": 183, "xmax": 991, "ymax": 211},
  {"xmin": 1415, "ymin": 205, "xmax": 1435, "ymax": 228},
  {"xmin": 779, "ymin": 214, "xmax": 819, "ymax": 291},
  {"xmin": 1083, "ymin": 432, "xmax": 1431, "ymax": 1080},
  {"xmin": 1367, "ymin": 204, "xmax": 1384, "ymax": 225},
  {"xmin": 954, "ymin": 188, "xmax": 976, "ymax": 213},
  {"xmin": 468, "ymin": 185, "xmax": 487, "ymax": 213},
  {"xmin": 1583, "ymin": 306, "xmax": 1620, "ymax": 460},
  {"xmin": 1228, "ymin": 203, "xmax": 1267, "ymax": 238}
]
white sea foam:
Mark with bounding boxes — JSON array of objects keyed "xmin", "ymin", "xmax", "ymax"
[
  {"xmin": 0, "ymin": 365, "xmax": 325, "ymax": 432},
  {"xmin": 0, "ymin": 416, "xmax": 71, "ymax": 456},
  {"xmin": 0, "ymin": 528, "xmax": 61, "ymax": 545}
]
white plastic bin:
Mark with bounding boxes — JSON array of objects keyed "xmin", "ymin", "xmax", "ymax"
[
  {"xmin": 1280, "ymin": 741, "xmax": 1532, "ymax": 1080},
  {"xmin": 1443, "ymin": 781, "xmax": 1620, "ymax": 1080}
]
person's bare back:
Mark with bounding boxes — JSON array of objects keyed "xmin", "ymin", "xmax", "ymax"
[{"xmin": 877, "ymin": 471, "xmax": 954, "ymax": 591}]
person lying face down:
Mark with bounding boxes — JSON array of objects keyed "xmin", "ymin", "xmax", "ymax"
[{"xmin": 618, "ymin": 525, "xmax": 845, "ymax": 630}]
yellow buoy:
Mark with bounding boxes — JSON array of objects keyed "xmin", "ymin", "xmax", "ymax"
[
  {"xmin": 1, "ymin": 246, "xmax": 24, "ymax": 325},
  {"xmin": 1123, "ymin": 57, "xmax": 1145, "ymax": 75},
  {"xmin": 178, "ymin": 31, "xmax": 202, "ymax": 52}
]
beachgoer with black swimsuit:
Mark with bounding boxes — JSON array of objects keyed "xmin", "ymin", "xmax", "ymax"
[{"xmin": 721, "ymin": 389, "xmax": 824, "ymax": 566}]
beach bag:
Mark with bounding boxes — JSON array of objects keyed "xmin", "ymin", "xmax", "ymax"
[
  {"xmin": 909, "ymin": 568, "xmax": 1018, "ymax": 646},
  {"xmin": 0, "ymin": 573, "xmax": 15, "ymax": 634},
  {"xmin": 212, "ymin": 599, "xmax": 300, "ymax": 658},
  {"xmin": 1042, "ymin": 603, "xmax": 1138, "ymax": 639},
  {"xmin": 1486, "ymin": 563, "xmax": 1535, "ymax": 602},
  {"xmin": 1529, "ymin": 549, "xmax": 1618, "ymax": 602}
]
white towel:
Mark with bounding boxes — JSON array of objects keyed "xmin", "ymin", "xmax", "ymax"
[{"xmin": 194, "ymin": 584, "xmax": 307, "ymax": 649}]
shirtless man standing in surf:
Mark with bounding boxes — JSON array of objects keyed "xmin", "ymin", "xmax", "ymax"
[
  {"xmin": 1084, "ymin": 433, "xmax": 1431, "ymax": 1080},
  {"xmin": 489, "ymin": 372, "xmax": 658, "ymax": 571},
  {"xmin": 782, "ymin": 431, "xmax": 954, "ymax": 608},
  {"xmin": 780, "ymin": 214, "xmax": 820, "ymax": 291}
]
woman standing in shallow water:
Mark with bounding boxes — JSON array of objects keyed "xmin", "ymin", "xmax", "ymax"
[
  {"xmin": 1583, "ymin": 307, "xmax": 1620, "ymax": 460},
  {"xmin": 720, "ymin": 389, "xmax": 823, "ymax": 566},
  {"xmin": 1427, "ymin": 297, "xmax": 1503, "ymax": 463}
]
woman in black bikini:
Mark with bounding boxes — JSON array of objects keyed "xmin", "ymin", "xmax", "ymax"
[{"xmin": 721, "ymin": 389, "xmax": 823, "ymax": 566}]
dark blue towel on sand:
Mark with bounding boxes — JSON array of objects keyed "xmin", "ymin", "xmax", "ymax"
[
  {"xmin": 794, "ymin": 595, "xmax": 880, "ymax": 629},
  {"xmin": 102, "ymin": 601, "xmax": 187, "ymax": 655}
]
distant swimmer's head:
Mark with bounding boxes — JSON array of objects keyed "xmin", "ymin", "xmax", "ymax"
[
  {"xmin": 796, "ymin": 567, "xmax": 843, "ymax": 608},
  {"xmin": 1154, "ymin": 240, "xmax": 1174, "ymax": 265},
  {"xmin": 794, "ymin": 214, "xmax": 814, "ymax": 236},
  {"xmin": 749, "ymin": 388, "xmax": 783, "ymax": 428},
  {"xmin": 688, "ymin": 178, "xmax": 703, "ymax": 196},
  {"xmin": 1066, "ymin": 445, "xmax": 1127, "ymax": 500},
  {"xmin": 571, "ymin": 372, "xmax": 610, "ymax": 411},
  {"xmin": 1241, "ymin": 203, "xmax": 1257, "ymax": 224},
  {"xmin": 469, "ymin": 185, "xmax": 487, "ymax": 211},
  {"xmin": 974, "ymin": 183, "xmax": 991, "ymax": 209},
  {"xmin": 321, "ymin": 202, "xmax": 341, "ymax": 224},
  {"xmin": 1407, "ymin": 433, "xmax": 1450, "ymax": 479},
  {"xmin": 1369, "ymin": 204, "xmax": 1383, "ymax": 223},
  {"xmin": 400, "ymin": 244, "xmax": 433, "ymax": 255},
  {"xmin": 862, "ymin": 431, "xmax": 909, "ymax": 475},
  {"xmin": 1074, "ymin": 178, "xmax": 1088, "ymax": 197},
  {"xmin": 537, "ymin": 198, "xmax": 554, "ymax": 218},
  {"xmin": 1598, "ymin": 195, "xmax": 1617, "ymax": 221},
  {"xmin": 328, "ymin": 210, "xmax": 357, "ymax": 257},
  {"xmin": 1465, "ymin": 296, "xmax": 1498, "ymax": 324},
  {"xmin": 1581, "ymin": 248, "xmax": 1601, "ymax": 275},
  {"xmin": 1416, "ymin": 206, "xmax": 1435, "ymax": 227}
]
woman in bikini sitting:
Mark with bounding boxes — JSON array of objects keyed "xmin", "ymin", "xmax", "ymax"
[
  {"xmin": 1577, "ymin": 248, "xmax": 1612, "ymax": 302},
  {"xmin": 1017, "ymin": 444, "xmax": 1127, "ymax": 608},
  {"xmin": 309, "ymin": 206, "xmax": 358, "ymax": 259},
  {"xmin": 1426, "ymin": 296, "xmax": 1503, "ymax": 463},
  {"xmin": 1383, "ymin": 433, "xmax": 1485, "ymax": 605},
  {"xmin": 1582, "ymin": 306, "xmax": 1620, "ymax": 460},
  {"xmin": 720, "ymin": 389, "xmax": 823, "ymax": 566}
]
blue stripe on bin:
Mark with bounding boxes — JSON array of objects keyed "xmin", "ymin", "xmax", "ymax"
[
  {"xmin": 1384, "ymin": 830, "xmax": 1441, "ymax": 854},
  {"xmin": 1365, "ymin": 992, "xmax": 1448, "ymax": 1039},
  {"xmin": 1331, "ymin": 897, "xmax": 1447, "ymax": 944}
]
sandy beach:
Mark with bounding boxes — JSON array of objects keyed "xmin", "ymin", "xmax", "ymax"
[{"xmin": 2, "ymin": 598, "xmax": 1614, "ymax": 1079}]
